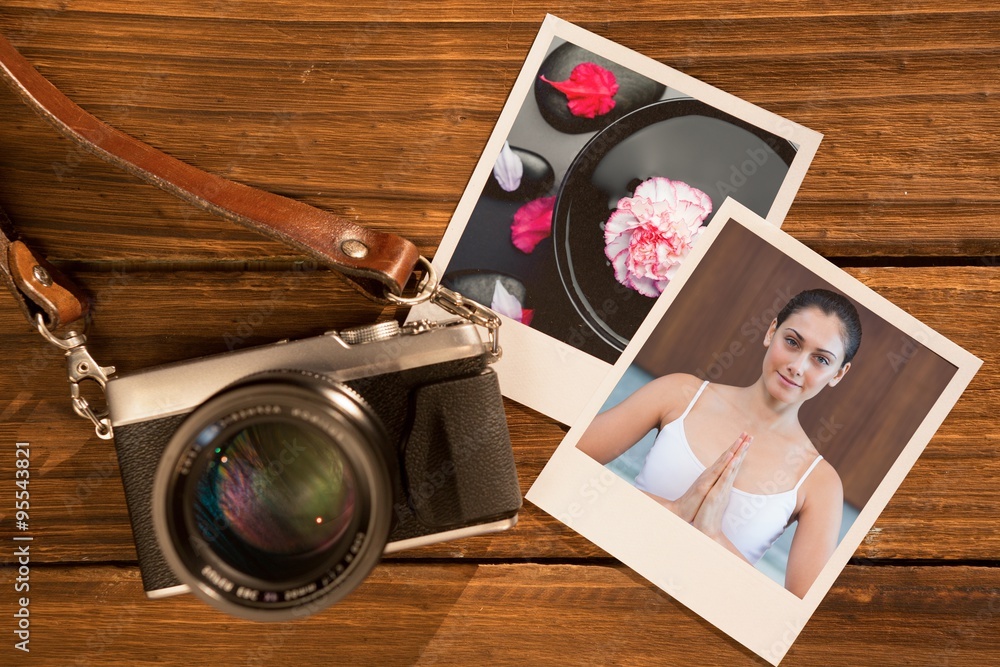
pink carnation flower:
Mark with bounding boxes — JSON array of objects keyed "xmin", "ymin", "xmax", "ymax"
[{"xmin": 604, "ymin": 177, "xmax": 712, "ymax": 297}]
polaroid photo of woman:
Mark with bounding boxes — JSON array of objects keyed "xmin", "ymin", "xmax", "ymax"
[{"xmin": 527, "ymin": 198, "xmax": 981, "ymax": 665}]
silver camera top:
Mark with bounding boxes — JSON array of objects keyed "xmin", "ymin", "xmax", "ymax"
[{"xmin": 106, "ymin": 319, "xmax": 486, "ymax": 428}]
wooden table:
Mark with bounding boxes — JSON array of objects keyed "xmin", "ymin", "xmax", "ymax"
[{"xmin": 1, "ymin": 2, "xmax": 997, "ymax": 665}]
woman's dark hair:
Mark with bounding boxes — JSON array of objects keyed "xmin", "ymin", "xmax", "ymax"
[{"xmin": 775, "ymin": 289, "xmax": 862, "ymax": 366}]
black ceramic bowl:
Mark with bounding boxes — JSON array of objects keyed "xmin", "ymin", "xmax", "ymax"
[{"xmin": 552, "ymin": 98, "xmax": 797, "ymax": 352}]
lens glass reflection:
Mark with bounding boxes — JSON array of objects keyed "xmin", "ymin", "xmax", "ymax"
[{"xmin": 192, "ymin": 419, "xmax": 357, "ymax": 571}]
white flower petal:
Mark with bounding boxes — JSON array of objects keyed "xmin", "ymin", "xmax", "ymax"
[
  {"xmin": 490, "ymin": 279, "xmax": 524, "ymax": 321},
  {"xmin": 604, "ymin": 209, "xmax": 640, "ymax": 237},
  {"xmin": 493, "ymin": 141, "xmax": 524, "ymax": 193},
  {"xmin": 628, "ymin": 274, "xmax": 661, "ymax": 298},
  {"xmin": 609, "ymin": 248, "xmax": 632, "ymax": 286},
  {"xmin": 604, "ymin": 231, "xmax": 631, "ymax": 260}
]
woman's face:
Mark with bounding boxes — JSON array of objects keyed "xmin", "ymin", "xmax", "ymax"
[{"xmin": 762, "ymin": 306, "xmax": 852, "ymax": 404}]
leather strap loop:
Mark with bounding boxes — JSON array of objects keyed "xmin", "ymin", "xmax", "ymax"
[
  {"xmin": 1, "ymin": 205, "xmax": 89, "ymax": 329},
  {"xmin": 0, "ymin": 33, "xmax": 420, "ymax": 312}
]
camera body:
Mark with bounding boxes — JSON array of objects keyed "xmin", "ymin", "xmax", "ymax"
[{"xmin": 105, "ymin": 319, "xmax": 521, "ymax": 619}]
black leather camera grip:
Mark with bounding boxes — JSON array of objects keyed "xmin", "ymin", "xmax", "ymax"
[
  {"xmin": 112, "ymin": 415, "xmax": 188, "ymax": 593},
  {"xmin": 403, "ymin": 370, "xmax": 522, "ymax": 529}
]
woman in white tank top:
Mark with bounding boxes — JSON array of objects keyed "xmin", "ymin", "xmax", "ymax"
[{"xmin": 577, "ymin": 289, "xmax": 862, "ymax": 598}]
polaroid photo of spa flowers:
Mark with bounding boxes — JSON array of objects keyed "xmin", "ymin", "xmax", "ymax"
[
  {"xmin": 409, "ymin": 15, "xmax": 822, "ymax": 424},
  {"xmin": 526, "ymin": 198, "xmax": 981, "ymax": 665}
]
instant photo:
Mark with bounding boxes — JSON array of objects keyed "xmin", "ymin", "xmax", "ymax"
[
  {"xmin": 527, "ymin": 199, "xmax": 981, "ymax": 664},
  {"xmin": 409, "ymin": 15, "xmax": 823, "ymax": 424}
]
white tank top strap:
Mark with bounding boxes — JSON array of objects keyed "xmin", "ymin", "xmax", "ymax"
[
  {"xmin": 792, "ymin": 455, "xmax": 824, "ymax": 492},
  {"xmin": 679, "ymin": 380, "xmax": 710, "ymax": 420}
]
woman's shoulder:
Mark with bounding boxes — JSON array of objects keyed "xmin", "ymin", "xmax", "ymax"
[
  {"xmin": 646, "ymin": 373, "xmax": 708, "ymax": 403},
  {"xmin": 781, "ymin": 424, "xmax": 843, "ymax": 504},
  {"xmin": 649, "ymin": 372, "xmax": 706, "ymax": 393},
  {"xmin": 644, "ymin": 373, "xmax": 709, "ymax": 423},
  {"xmin": 799, "ymin": 456, "xmax": 844, "ymax": 507}
]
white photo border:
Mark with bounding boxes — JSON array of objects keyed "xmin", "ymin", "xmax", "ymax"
[
  {"xmin": 410, "ymin": 14, "xmax": 824, "ymax": 424},
  {"xmin": 526, "ymin": 197, "xmax": 982, "ymax": 665}
]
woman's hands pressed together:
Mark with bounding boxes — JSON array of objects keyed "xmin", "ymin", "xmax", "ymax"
[
  {"xmin": 692, "ymin": 433, "xmax": 752, "ymax": 539},
  {"xmin": 643, "ymin": 432, "xmax": 753, "ymax": 525}
]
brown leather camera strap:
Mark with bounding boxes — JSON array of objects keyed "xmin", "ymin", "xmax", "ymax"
[
  {"xmin": 0, "ymin": 33, "xmax": 421, "ymax": 328},
  {"xmin": 0, "ymin": 204, "xmax": 89, "ymax": 329}
]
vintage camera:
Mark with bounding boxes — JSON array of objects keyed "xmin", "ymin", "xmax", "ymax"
[{"xmin": 104, "ymin": 319, "xmax": 521, "ymax": 620}]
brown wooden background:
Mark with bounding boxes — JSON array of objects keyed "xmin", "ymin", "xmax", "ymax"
[
  {"xmin": 634, "ymin": 221, "xmax": 957, "ymax": 509},
  {"xmin": 0, "ymin": 2, "xmax": 997, "ymax": 665}
]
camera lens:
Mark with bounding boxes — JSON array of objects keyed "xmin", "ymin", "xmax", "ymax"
[{"xmin": 153, "ymin": 374, "xmax": 394, "ymax": 621}]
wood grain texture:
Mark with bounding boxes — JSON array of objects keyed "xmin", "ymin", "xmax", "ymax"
[
  {"xmin": 0, "ymin": 2, "xmax": 997, "ymax": 665},
  {"xmin": 0, "ymin": 7, "xmax": 998, "ymax": 260},
  {"xmin": 0, "ymin": 563, "xmax": 997, "ymax": 666}
]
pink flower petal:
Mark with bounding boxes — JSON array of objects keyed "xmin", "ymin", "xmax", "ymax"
[
  {"xmin": 540, "ymin": 62, "xmax": 619, "ymax": 119},
  {"xmin": 511, "ymin": 195, "xmax": 556, "ymax": 253}
]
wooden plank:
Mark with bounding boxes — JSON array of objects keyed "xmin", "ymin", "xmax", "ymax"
[
  {"xmin": 3, "ymin": 14, "xmax": 999, "ymax": 71},
  {"xmin": 0, "ymin": 268, "xmax": 994, "ymax": 563},
  {"xmin": 1, "ymin": 11, "xmax": 999, "ymax": 260},
  {"xmin": 3, "ymin": 101, "xmax": 999, "ymax": 260},
  {"xmin": 4, "ymin": 0, "xmax": 1000, "ymax": 22},
  {"xmin": 0, "ymin": 13, "xmax": 998, "ymax": 64},
  {"xmin": 1, "ymin": 562, "xmax": 997, "ymax": 665}
]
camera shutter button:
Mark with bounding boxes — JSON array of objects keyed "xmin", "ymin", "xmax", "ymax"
[{"xmin": 338, "ymin": 320, "xmax": 400, "ymax": 345}]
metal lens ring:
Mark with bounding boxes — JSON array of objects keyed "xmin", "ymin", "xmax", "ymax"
[{"xmin": 152, "ymin": 374, "xmax": 394, "ymax": 621}]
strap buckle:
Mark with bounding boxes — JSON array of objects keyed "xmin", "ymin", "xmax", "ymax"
[
  {"xmin": 36, "ymin": 314, "xmax": 116, "ymax": 440},
  {"xmin": 385, "ymin": 256, "xmax": 502, "ymax": 360}
]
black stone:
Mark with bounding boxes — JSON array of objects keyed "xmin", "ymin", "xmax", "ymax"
[
  {"xmin": 483, "ymin": 146, "xmax": 554, "ymax": 201},
  {"xmin": 534, "ymin": 43, "xmax": 667, "ymax": 134},
  {"xmin": 442, "ymin": 270, "xmax": 528, "ymax": 308}
]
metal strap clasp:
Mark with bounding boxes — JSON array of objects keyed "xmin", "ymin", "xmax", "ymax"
[
  {"xmin": 36, "ymin": 314, "xmax": 116, "ymax": 439},
  {"xmin": 385, "ymin": 256, "xmax": 502, "ymax": 360}
]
